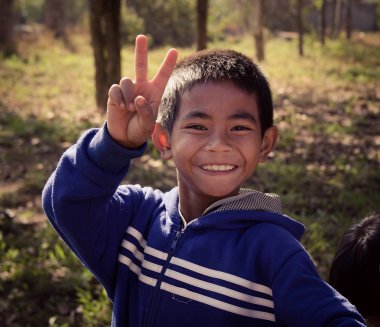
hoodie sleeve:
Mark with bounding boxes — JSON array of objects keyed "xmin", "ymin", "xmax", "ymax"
[
  {"xmin": 269, "ymin": 234, "xmax": 366, "ymax": 326},
  {"xmin": 42, "ymin": 124, "xmax": 147, "ymax": 298}
]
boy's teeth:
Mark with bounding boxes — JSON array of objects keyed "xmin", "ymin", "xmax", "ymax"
[{"xmin": 202, "ymin": 164, "xmax": 235, "ymax": 171}]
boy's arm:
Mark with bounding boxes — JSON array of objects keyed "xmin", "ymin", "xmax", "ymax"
[
  {"xmin": 42, "ymin": 125, "xmax": 147, "ymax": 297},
  {"xmin": 272, "ymin": 247, "xmax": 366, "ymax": 326},
  {"xmin": 42, "ymin": 35, "xmax": 177, "ymax": 298}
]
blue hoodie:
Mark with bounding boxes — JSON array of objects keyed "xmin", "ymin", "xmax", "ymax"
[{"xmin": 42, "ymin": 126, "xmax": 366, "ymax": 327}]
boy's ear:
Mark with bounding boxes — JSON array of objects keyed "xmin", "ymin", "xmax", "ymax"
[
  {"xmin": 151, "ymin": 123, "xmax": 172, "ymax": 160},
  {"xmin": 259, "ymin": 126, "xmax": 279, "ymax": 163}
]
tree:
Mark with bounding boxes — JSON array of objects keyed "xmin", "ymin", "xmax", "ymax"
[
  {"xmin": 88, "ymin": 0, "xmax": 121, "ymax": 110},
  {"xmin": 126, "ymin": 0, "xmax": 195, "ymax": 47},
  {"xmin": 235, "ymin": 0, "xmax": 265, "ymax": 62},
  {"xmin": 345, "ymin": 0, "xmax": 352, "ymax": 40},
  {"xmin": 319, "ymin": 0, "xmax": 327, "ymax": 45},
  {"xmin": 44, "ymin": 0, "xmax": 67, "ymax": 39},
  {"xmin": 297, "ymin": 0, "xmax": 304, "ymax": 56},
  {"xmin": 253, "ymin": 0, "xmax": 265, "ymax": 61},
  {"xmin": 332, "ymin": 0, "xmax": 343, "ymax": 38},
  {"xmin": 0, "ymin": 0, "xmax": 16, "ymax": 56},
  {"xmin": 197, "ymin": 0, "xmax": 208, "ymax": 50},
  {"xmin": 330, "ymin": 0, "xmax": 336, "ymax": 37}
]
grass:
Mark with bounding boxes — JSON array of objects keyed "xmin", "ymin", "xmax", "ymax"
[{"xmin": 0, "ymin": 29, "xmax": 379, "ymax": 326}]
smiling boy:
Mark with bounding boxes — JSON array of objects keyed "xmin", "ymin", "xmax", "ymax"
[
  {"xmin": 156, "ymin": 80, "xmax": 277, "ymax": 221},
  {"xmin": 43, "ymin": 35, "xmax": 365, "ymax": 326}
]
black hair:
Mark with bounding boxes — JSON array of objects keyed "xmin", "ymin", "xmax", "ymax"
[
  {"xmin": 157, "ymin": 49, "xmax": 274, "ymax": 137},
  {"xmin": 329, "ymin": 212, "xmax": 380, "ymax": 319}
]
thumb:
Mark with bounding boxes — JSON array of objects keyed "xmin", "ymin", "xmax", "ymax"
[{"xmin": 134, "ymin": 96, "xmax": 156, "ymax": 135}]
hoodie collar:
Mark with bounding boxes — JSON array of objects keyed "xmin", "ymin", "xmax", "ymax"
[
  {"xmin": 203, "ymin": 189, "xmax": 282, "ymax": 216},
  {"xmin": 166, "ymin": 188, "xmax": 304, "ymax": 240},
  {"xmin": 175, "ymin": 189, "xmax": 282, "ymax": 227}
]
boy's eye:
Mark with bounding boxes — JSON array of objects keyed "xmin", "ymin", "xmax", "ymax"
[
  {"xmin": 231, "ymin": 125, "xmax": 252, "ymax": 131},
  {"xmin": 186, "ymin": 124, "xmax": 207, "ymax": 131}
]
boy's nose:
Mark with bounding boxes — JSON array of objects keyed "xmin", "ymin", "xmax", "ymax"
[{"xmin": 204, "ymin": 132, "xmax": 232, "ymax": 152}]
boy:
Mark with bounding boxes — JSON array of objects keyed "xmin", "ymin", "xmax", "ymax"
[
  {"xmin": 43, "ymin": 35, "xmax": 365, "ymax": 326},
  {"xmin": 330, "ymin": 212, "xmax": 380, "ymax": 326}
]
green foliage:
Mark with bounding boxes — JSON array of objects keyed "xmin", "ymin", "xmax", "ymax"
[
  {"xmin": 1, "ymin": 213, "xmax": 76, "ymax": 325},
  {"xmin": 208, "ymin": 0, "xmax": 246, "ymax": 41},
  {"xmin": 76, "ymin": 282, "xmax": 111, "ymax": 326},
  {"xmin": 126, "ymin": 0, "xmax": 196, "ymax": 47},
  {"xmin": 121, "ymin": 6, "xmax": 145, "ymax": 44},
  {"xmin": 65, "ymin": 0, "xmax": 88, "ymax": 26},
  {"xmin": 15, "ymin": 0, "xmax": 45, "ymax": 23},
  {"xmin": 15, "ymin": 0, "xmax": 88, "ymax": 25},
  {"xmin": 0, "ymin": 110, "xmax": 77, "ymax": 144}
]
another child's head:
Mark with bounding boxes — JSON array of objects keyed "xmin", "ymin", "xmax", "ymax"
[
  {"xmin": 158, "ymin": 49, "xmax": 274, "ymax": 137},
  {"xmin": 329, "ymin": 213, "xmax": 380, "ymax": 325}
]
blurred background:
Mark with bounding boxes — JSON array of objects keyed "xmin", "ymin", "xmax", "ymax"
[{"xmin": 0, "ymin": 0, "xmax": 379, "ymax": 326}]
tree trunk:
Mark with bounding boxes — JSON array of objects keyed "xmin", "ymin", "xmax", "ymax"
[
  {"xmin": 89, "ymin": 0, "xmax": 107, "ymax": 110},
  {"xmin": 253, "ymin": 0, "xmax": 265, "ymax": 62},
  {"xmin": 105, "ymin": 0, "xmax": 121, "ymax": 87},
  {"xmin": 44, "ymin": 0, "xmax": 67, "ymax": 39},
  {"xmin": 0, "ymin": 0, "xmax": 16, "ymax": 56},
  {"xmin": 345, "ymin": 0, "xmax": 352, "ymax": 40},
  {"xmin": 88, "ymin": 0, "xmax": 121, "ymax": 111},
  {"xmin": 330, "ymin": 0, "xmax": 337, "ymax": 37},
  {"xmin": 320, "ymin": 0, "xmax": 327, "ymax": 45},
  {"xmin": 333, "ymin": 0, "xmax": 343, "ymax": 39},
  {"xmin": 297, "ymin": 0, "xmax": 304, "ymax": 57},
  {"xmin": 196, "ymin": 0, "xmax": 208, "ymax": 51}
]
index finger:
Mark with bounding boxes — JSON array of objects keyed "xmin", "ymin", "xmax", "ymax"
[{"xmin": 135, "ymin": 35, "xmax": 148, "ymax": 83}]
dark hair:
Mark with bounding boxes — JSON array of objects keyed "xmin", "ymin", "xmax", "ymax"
[
  {"xmin": 329, "ymin": 212, "xmax": 380, "ymax": 319},
  {"xmin": 157, "ymin": 49, "xmax": 274, "ymax": 136}
]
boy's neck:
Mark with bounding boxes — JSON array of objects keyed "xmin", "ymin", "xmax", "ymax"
[{"xmin": 179, "ymin": 199, "xmax": 207, "ymax": 223}]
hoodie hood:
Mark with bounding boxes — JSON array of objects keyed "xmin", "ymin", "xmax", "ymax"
[
  {"xmin": 164, "ymin": 188, "xmax": 305, "ymax": 241},
  {"xmin": 204, "ymin": 188, "xmax": 282, "ymax": 215}
]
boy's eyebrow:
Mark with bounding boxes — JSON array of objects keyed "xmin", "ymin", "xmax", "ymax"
[
  {"xmin": 181, "ymin": 110, "xmax": 258, "ymax": 124},
  {"xmin": 228, "ymin": 112, "xmax": 258, "ymax": 124},
  {"xmin": 182, "ymin": 111, "xmax": 211, "ymax": 120}
]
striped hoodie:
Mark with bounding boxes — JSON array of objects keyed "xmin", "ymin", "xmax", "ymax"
[{"xmin": 42, "ymin": 126, "xmax": 366, "ymax": 327}]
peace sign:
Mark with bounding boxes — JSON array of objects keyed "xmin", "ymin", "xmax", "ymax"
[{"xmin": 107, "ymin": 35, "xmax": 178, "ymax": 148}]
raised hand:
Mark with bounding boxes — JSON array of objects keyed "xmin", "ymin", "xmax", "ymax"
[{"xmin": 107, "ymin": 35, "xmax": 178, "ymax": 148}]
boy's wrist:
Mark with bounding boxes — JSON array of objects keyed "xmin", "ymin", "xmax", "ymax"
[
  {"xmin": 117, "ymin": 138, "xmax": 148, "ymax": 150},
  {"xmin": 107, "ymin": 126, "xmax": 148, "ymax": 150},
  {"xmin": 88, "ymin": 124, "xmax": 146, "ymax": 174}
]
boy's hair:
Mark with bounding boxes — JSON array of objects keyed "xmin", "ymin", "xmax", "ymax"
[
  {"xmin": 329, "ymin": 212, "xmax": 380, "ymax": 318},
  {"xmin": 158, "ymin": 49, "xmax": 274, "ymax": 137}
]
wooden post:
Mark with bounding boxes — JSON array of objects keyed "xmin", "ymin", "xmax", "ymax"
[
  {"xmin": 197, "ymin": 0, "xmax": 208, "ymax": 51},
  {"xmin": 253, "ymin": 0, "xmax": 265, "ymax": 61}
]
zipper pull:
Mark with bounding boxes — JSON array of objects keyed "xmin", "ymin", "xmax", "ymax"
[{"xmin": 169, "ymin": 230, "xmax": 181, "ymax": 253}]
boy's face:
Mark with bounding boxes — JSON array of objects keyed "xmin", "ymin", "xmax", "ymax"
[{"xmin": 162, "ymin": 81, "xmax": 277, "ymax": 207}]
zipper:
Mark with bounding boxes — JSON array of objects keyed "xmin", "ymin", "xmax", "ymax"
[
  {"xmin": 143, "ymin": 228, "xmax": 183, "ymax": 327},
  {"xmin": 169, "ymin": 229, "xmax": 182, "ymax": 253}
]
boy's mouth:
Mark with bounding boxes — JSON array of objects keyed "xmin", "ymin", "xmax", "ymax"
[{"xmin": 201, "ymin": 164, "xmax": 236, "ymax": 172}]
